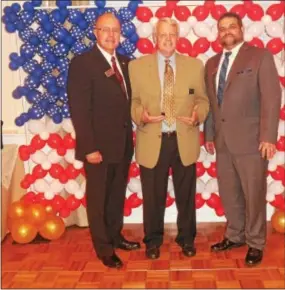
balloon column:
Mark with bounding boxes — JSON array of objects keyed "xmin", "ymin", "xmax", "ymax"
[{"xmin": 2, "ymin": 0, "xmax": 285, "ymax": 228}]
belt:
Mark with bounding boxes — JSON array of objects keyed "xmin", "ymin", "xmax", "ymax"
[{"xmin": 161, "ymin": 131, "xmax": 177, "ymax": 137}]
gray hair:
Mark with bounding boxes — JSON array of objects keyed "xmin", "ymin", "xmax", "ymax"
[{"xmin": 153, "ymin": 17, "xmax": 180, "ymax": 36}]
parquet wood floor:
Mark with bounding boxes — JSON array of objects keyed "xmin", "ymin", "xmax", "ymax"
[{"xmin": 1, "ymin": 222, "xmax": 284, "ymax": 289}]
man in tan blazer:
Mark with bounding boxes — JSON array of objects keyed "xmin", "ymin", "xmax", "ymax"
[
  {"xmin": 129, "ymin": 18, "xmax": 209, "ymax": 259},
  {"xmin": 204, "ymin": 12, "xmax": 281, "ymax": 266}
]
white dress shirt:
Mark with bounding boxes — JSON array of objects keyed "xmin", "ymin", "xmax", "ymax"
[
  {"xmin": 216, "ymin": 41, "xmax": 245, "ymax": 93},
  {"xmin": 97, "ymin": 43, "xmax": 128, "ymax": 99}
]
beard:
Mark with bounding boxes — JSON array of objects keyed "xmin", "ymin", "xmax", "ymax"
[{"xmin": 221, "ymin": 34, "xmax": 241, "ymax": 47}]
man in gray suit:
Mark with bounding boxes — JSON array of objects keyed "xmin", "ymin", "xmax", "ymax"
[{"xmin": 204, "ymin": 12, "xmax": 281, "ymax": 266}]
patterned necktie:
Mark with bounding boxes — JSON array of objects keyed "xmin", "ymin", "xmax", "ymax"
[
  {"xmin": 111, "ymin": 56, "xmax": 127, "ymax": 98},
  {"xmin": 217, "ymin": 51, "xmax": 232, "ymax": 106},
  {"xmin": 162, "ymin": 59, "xmax": 175, "ymax": 127}
]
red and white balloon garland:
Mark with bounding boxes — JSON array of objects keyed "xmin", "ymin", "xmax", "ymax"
[{"xmin": 18, "ymin": 0, "xmax": 284, "ymax": 218}]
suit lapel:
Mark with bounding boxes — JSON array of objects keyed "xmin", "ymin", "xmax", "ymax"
[
  {"xmin": 174, "ymin": 53, "xmax": 184, "ymax": 97},
  {"xmin": 117, "ymin": 54, "xmax": 131, "ymax": 99},
  {"xmin": 148, "ymin": 53, "xmax": 161, "ymax": 102}
]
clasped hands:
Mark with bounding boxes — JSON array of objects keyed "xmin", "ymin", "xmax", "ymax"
[{"xmin": 141, "ymin": 105, "xmax": 199, "ymax": 126}]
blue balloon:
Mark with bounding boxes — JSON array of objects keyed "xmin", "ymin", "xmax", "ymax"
[
  {"xmin": 86, "ymin": 24, "xmax": 96, "ymax": 41},
  {"xmin": 39, "ymin": 98, "xmax": 50, "ymax": 110},
  {"xmin": 21, "ymin": 113, "xmax": 30, "ymax": 123},
  {"xmin": 9, "ymin": 52, "xmax": 19, "ymax": 62},
  {"xmin": 31, "ymin": 66, "xmax": 44, "ymax": 78},
  {"xmin": 7, "ymin": 12, "xmax": 18, "ymax": 23},
  {"xmin": 69, "ymin": 9, "xmax": 84, "ymax": 24},
  {"xmin": 29, "ymin": 35, "xmax": 40, "ymax": 46},
  {"xmin": 118, "ymin": 7, "xmax": 135, "ymax": 22},
  {"xmin": 61, "ymin": 103, "xmax": 71, "ymax": 118},
  {"xmin": 53, "ymin": 43, "xmax": 70, "ymax": 57},
  {"xmin": 37, "ymin": 43, "xmax": 53, "ymax": 57},
  {"xmin": 23, "ymin": 2, "xmax": 35, "ymax": 12},
  {"xmin": 56, "ymin": 58, "xmax": 70, "ymax": 72},
  {"xmin": 116, "ymin": 45, "xmax": 127, "ymax": 56},
  {"xmin": 95, "ymin": 1, "xmax": 106, "ymax": 8},
  {"xmin": 11, "ymin": 3, "xmax": 21, "ymax": 13},
  {"xmin": 41, "ymin": 74, "xmax": 57, "ymax": 88},
  {"xmin": 32, "ymin": 0, "xmax": 43, "ymax": 7},
  {"xmin": 50, "ymin": 9, "xmax": 65, "ymax": 24},
  {"xmin": 15, "ymin": 20, "xmax": 26, "ymax": 31},
  {"xmin": 6, "ymin": 23, "xmax": 17, "ymax": 33},
  {"xmin": 56, "ymin": 0, "xmax": 71, "ymax": 8},
  {"xmin": 36, "ymin": 26, "xmax": 52, "ymax": 42},
  {"xmin": 58, "ymin": 87, "xmax": 68, "ymax": 103},
  {"xmin": 71, "ymin": 41, "xmax": 88, "ymax": 55},
  {"xmin": 128, "ymin": 1, "xmax": 140, "ymax": 13},
  {"xmin": 18, "ymin": 27, "xmax": 34, "ymax": 42},
  {"xmin": 129, "ymin": 32, "xmax": 139, "ymax": 44},
  {"xmin": 64, "ymin": 35, "xmax": 76, "ymax": 46},
  {"xmin": 47, "ymin": 84, "xmax": 59, "ymax": 95},
  {"xmin": 41, "ymin": 60, "xmax": 54, "ymax": 73},
  {"xmin": 78, "ymin": 19, "xmax": 89, "ymax": 30},
  {"xmin": 104, "ymin": 7, "xmax": 118, "ymax": 17},
  {"xmin": 122, "ymin": 39, "xmax": 136, "ymax": 55},
  {"xmin": 19, "ymin": 10, "xmax": 35, "ymax": 26},
  {"xmin": 53, "ymin": 113, "xmax": 63, "ymax": 124},
  {"xmin": 57, "ymin": 73, "xmax": 68, "ymax": 88},
  {"xmin": 15, "ymin": 56, "xmax": 26, "ymax": 66},
  {"xmin": 122, "ymin": 21, "xmax": 136, "ymax": 38},
  {"xmin": 25, "ymin": 75, "xmax": 41, "ymax": 89},
  {"xmin": 1, "ymin": 15, "xmax": 10, "ymax": 24},
  {"xmin": 20, "ymin": 43, "xmax": 36, "ymax": 59},
  {"xmin": 18, "ymin": 86, "xmax": 30, "ymax": 96},
  {"xmin": 84, "ymin": 8, "xmax": 98, "ymax": 23},
  {"xmin": 35, "ymin": 10, "xmax": 49, "ymax": 24},
  {"xmin": 52, "ymin": 27, "xmax": 69, "ymax": 42},
  {"xmin": 9, "ymin": 61, "xmax": 19, "ymax": 70},
  {"xmin": 70, "ymin": 26, "xmax": 86, "ymax": 40},
  {"xmin": 12, "ymin": 87, "xmax": 23, "ymax": 99},
  {"xmin": 97, "ymin": 8, "xmax": 106, "ymax": 17},
  {"xmin": 47, "ymin": 103, "xmax": 61, "ymax": 117},
  {"xmin": 15, "ymin": 116, "xmax": 25, "ymax": 126},
  {"xmin": 26, "ymin": 89, "xmax": 42, "ymax": 104},
  {"xmin": 28, "ymin": 105, "xmax": 45, "ymax": 119},
  {"xmin": 42, "ymin": 20, "xmax": 54, "ymax": 33},
  {"xmin": 46, "ymin": 92, "xmax": 59, "ymax": 103},
  {"xmin": 46, "ymin": 53, "xmax": 58, "ymax": 64},
  {"xmin": 3, "ymin": 6, "xmax": 13, "ymax": 15},
  {"xmin": 59, "ymin": 8, "xmax": 69, "ymax": 21}
]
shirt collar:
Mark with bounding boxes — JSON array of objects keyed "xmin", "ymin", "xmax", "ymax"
[
  {"xmin": 223, "ymin": 41, "xmax": 244, "ymax": 58},
  {"xmin": 157, "ymin": 51, "xmax": 176, "ymax": 65},
  {"xmin": 97, "ymin": 43, "xmax": 116, "ymax": 63}
]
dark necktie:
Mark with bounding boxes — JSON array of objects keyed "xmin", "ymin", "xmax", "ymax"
[
  {"xmin": 217, "ymin": 51, "xmax": 232, "ymax": 106},
  {"xmin": 111, "ymin": 56, "xmax": 127, "ymax": 98}
]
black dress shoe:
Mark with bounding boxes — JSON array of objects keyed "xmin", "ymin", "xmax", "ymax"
[
  {"xmin": 245, "ymin": 247, "xmax": 263, "ymax": 266},
  {"xmin": 116, "ymin": 238, "xmax": 141, "ymax": 251},
  {"xmin": 211, "ymin": 238, "xmax": 245, "ymax": 252},
  {"xmin": 181, "ymin": 244, "xmax": 196, "ymax": 257},
  {"xmin": 146, "ymin": 247, "xmax": 160, "ymax": 259},
  {"xmin": 101, "ymin": 253, "xmax": 123, "ymax": 268}
]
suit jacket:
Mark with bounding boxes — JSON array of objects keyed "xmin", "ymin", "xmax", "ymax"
[
  {"xmin": 204, "ymin": 42, "xmax": 281, "ymax": 154},
  {"xmin": 67, "ymin": 45, "xmax": 134, "ymax": 162},
  {"xmin": 129, "ymin": 53, "xmax": 209, "ymax": 169}
]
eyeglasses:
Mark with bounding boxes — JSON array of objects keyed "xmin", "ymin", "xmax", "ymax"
[
  {"xmin": 96, "ymin": 27, "xmax": 121, "ymax": 34},
  {"xmin": 157, "ymin": 33, "xmax": 178, "ymax": 39}
]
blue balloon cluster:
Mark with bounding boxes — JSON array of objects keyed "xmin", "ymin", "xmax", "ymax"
[{"xmin": 3, "ymin": 0, "xmax": 142, "ymax": 126}]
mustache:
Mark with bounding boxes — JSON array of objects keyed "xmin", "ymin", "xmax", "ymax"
[{"xmin": 223, "ymin": 34, "xmax": 234, "ymax": 38}]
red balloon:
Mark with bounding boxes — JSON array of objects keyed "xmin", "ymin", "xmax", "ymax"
[
  {"xmin": 207, "ymin": 162, "xmax": 217, "ymax": 178},
  {"xmin": 27, "ymin": 145, "xmax": 36, "ymax": 154},
  {"xmin": 280, "ymin": 106, "xmax": 285, "ymax": 120},
  {"xmin": 279, "ymin": 77, "xmax": 285, "ymax": 88},
  {"xmin": 47, "ymin": 133, "xmax": 63, "ymax": 149},
  {"xmin": 266, "ymin": 38, "xmax": 284, "ymax": 55},
  {"xmin": 57, "ymin": 146, "xmax": 67, "ymax": 156},
  {"xmin": 19, "ymin": 145, "xmax": 30, "ymax": 161},
  {"xmin": 52, "ymin": 195, "xmax": 65, "ymax": 211},
  {"xmin": 270, "ymin": 166, "xmax": 285, "ymax": 181},
  {"xmin": 189, "ymin": 47, "xmax": 198, "ymax": 58},
  {"xmin": 34, "ymin": 192, "xmax": 46, "ymax": 204},
  {"xmin": 193, "ymin": 38, "xmax": 210, "ymax": 54},
  {"xmin": 63, "ymin": 133, "xmax": 75, "ymax": 149},
  {"xmin": 25, "ymin": 173, "xmax": 35, "ymax": 184},
  {"xmin": 49, "ymin": 164, "xmax": 64, "ymax": 179},
  {"xmin": 169, "ymin": 167, "xmax": 173, "ymax": 176},
  {"xmin": 211, "ymin": 39, "xmax": 223, "ymax": 53},
  {"xmin": 132, "ymin": 131, "xmax": 136, "ymax": 146},
  {"xmin": 155, "ymin": 6, "xmax": 173, "ymax": 19},
  {"xmin": 248, "ymin": 37, "xmax": 264, "ymax": 49},
  {"xmin": 136, "ymin": 7, "xmax": 153, "ymax": 22},
  {"xmin": 211, "ymin": 4, "xmax": 227, "ymax": 20},
  {"xmin": 20, "ymin": 179, "xmax": 30, "ymax": 189},
  {"xmin": 66, "ymin": 195, "xmax": 81, "ymax": 210},
  {"xmin": 206, "ymin": 193, "xmax": 221, "ymax": 209},
  {"xmin": 32, "ymin": 164, "xmax": 48, "ymax": 179},
  {"xmin": 81, "ymin": 195, "xmax": 87, "ymax": 208},
  {"xmin": 196, "ymin": 162, "xmax": 206, "ymax": 178},
  {"xmin": 127, "ymin": 193, "xmax": 142, "ymax": 208},
  {"xmin": 244, "ymin": 0, "xmax": 253, "ymax": 9},
  {"xmin": 65, "ymin": 165, "xmax": 80, "ymax": 179},
  {"xmin": 129, "ymin": 162, "xmax": 140, "ymax": 178},
  {"xmin": 166, "ymin": 0, "xmax": 179, "ymax": 10},
  {"xmin": 247, "ymin": 4, "xmax": 264, "ymax": 21},
  {"xmin": 200, "ymin": 131, "xmax": 205, "ymax": 146},
  {"xmin": 195, "ymin": 193, "xmax": 205, "ymax": 209},
  {"xmin": 176, "ymin": 37, "xmax": 191, "ymax": 54},
  {"xmin": 30, "ymin": 135, "xmax": 46, "ymax": 150},
  {"xmin": 59, "ymin": 206, "xmax": 71, "ymax": 218},
  {"xmin": 276, "ymin": 136, "xmax": 285, "ymax": 151},
  {"xmin": 166, "ymin": 194, "xmax": 175, "ymax": 207},
  {"xmin": 270, "ymin": 194, "xmax": 285, "ymax": 211},
  {"xmin": 192, "ymin": 6, "xmax": 210, "ymax": 21},
  {"xmin": 124, "ymin": 206, "xmax": 132, "ymax": 217},
  {"xmin": 137, "ymin": 38, "xmax": 154, "ymax": 54},
  {"xmin": 204, "ymin": 0, "xmax": 216, "ymax": 9},
  {"xmin": 174, "ymin": 6, "xmax": 191, "ymax": 21},
  {"xmin": 266, "ymin": 4, "xmax": 284, "ymax": 21},
  {"xmin": 59, "ymin": 173, "xmax": 69, "ymax": 184},
  {"xmin": 230, "ymin": 4, "xmax": 247, "ymax": 18},
  {"xmin": 215, "ymin": 206, "xmax": 225, "ymax": 216},
  {"xmin": 21, "ymin": 191, "xmax": 36, "ymax": 205}
]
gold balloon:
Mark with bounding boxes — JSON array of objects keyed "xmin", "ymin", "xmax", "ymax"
[
  {"xmin": 8, "ymin": 201, "xmax": 27, "ymax": 220},
  {"xmin": 271, "ymin": 210, "xmax": 285, "ymax": 234},
  {"xmin": 11, "ymin": 219, "xmax": 37, "ymax": 244},
  {"xmin": 26, "ymin": 204, "xmax": 47, "ymax": 227},
  {"xmin": 44, "ymin": 204, "xmax": 56, "ymax": 215},
  {"xmin": 39, "ymin": 216, "xmax": 65, "ymax": 240}
]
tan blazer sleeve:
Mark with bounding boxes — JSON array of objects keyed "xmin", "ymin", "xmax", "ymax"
[
  {"xmin": 259, "ymin": 50, "xmax": 281, "ymax": 144},
  {"xmin": 194, "ymin": 60, "xmax": 210, "ymax": 124},
  {"xmin": 129, "ymin": 60, "xmax": 144, "ymax": 126}
]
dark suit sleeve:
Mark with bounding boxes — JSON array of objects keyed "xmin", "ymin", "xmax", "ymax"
[
  {"xmin": 203, "ymin": 60, "xmax": 215, "ymax": 142},
  {"xmin": 67, "ymin": 57, "xmax": 98, "ymax": 157},
  {"xmin": 259, "ymin": 50, "xmax": 281, "ymax": 144}
]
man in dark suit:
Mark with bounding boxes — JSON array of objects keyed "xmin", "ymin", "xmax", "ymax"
[
  {"xmin": 67, "ymin": 13, "xmax": 140, "ymax": 269},
  {"xmin": 204, "ymin": 12, "xmax": 281, "ymax": 266}
]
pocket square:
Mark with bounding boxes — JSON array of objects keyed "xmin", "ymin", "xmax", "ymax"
[
  {"xmin": 189, "ymin": 88, "xmax": 195, "ymax": 94},
  {"xmin": 237, "ymin": 68, "xmax": 253, "ymax": 75}
]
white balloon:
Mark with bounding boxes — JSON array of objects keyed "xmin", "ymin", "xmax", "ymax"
[
  {"xmin": 31, "ymin": 151, "xmax": 47, "ymax": 164},
  {"xmin": 271, "ymin": 151, "xmax": 285, "ymax": 166},
  {"xmin": 65, "ymin": 149, "xmax": 75, "ymax": 164},
  {"xmin": 42, "ymin": 161, "xmax": 51, "ymax": 170},
  {"xmin": 198, "ymin": 148, "xmax": 207, "ymax": 162},
  {"xmin": 34, "ymin": 179, "xmax": 49, "ymax": 192},
  {"xmin": 40, "ymin": 131, "xmax": 49, "ymax": 140},
  {"xmin": 274, "ymin": 56, "xmax": 285, "ymax": 77},
  {"xmin": 266, "ymin": 22, "xmax": 283, "ymax": 38},
  {"xmin": 50, "ymin": 179, "xmax": 64, "ymax": 193},
  {"xmin": 202, "ymin": 192, "xmax": 211, "ymax": 200},
  {"xmin": 137, "ymin": 192, "xmax": 143, "ymax": 199},
  {"xmin": 207, "ymin": 33, "xmax": 216, "ymax": 42},
  {"xmin": 203, "ymin": 160, "xmax": 211, "ymax": 169},
  {"xmin": 193, "ymin": 22, "xmax": 211, "ymax": 38},
  {"xmin": 73, "ymin": 160, "xmax": 83, "ymax": 169},
  {"xmin": 196, "ymin": 179, "xmax": 205, "ymax": 193},
  {"xmin": 266, "ymin": 192, "xmax": 275, "ymax": 202},
  {"xmin": 205, "ymin": 179, "xmax": 219, "ymax": 193},
  {"xmin": 80, "ymin": 180, "xmax": 86, "ymax": 192},
  {"xmin": 137, "ymin": 22, "xmax": 153, "ymax": 38},
  {"xmin": 62, "ymin": 118, "xmax": 74, "ymax": 133},
  {"xmin": 244, "ymin": 29, "xmax": 253, "ymax": 42},
  {"xmin": 150, "ymin": 17, "xmax": 158, "ymax": 26},
  {"xmin": 127, "ymin": 177, "xmax": 142, "ymax": 193},
  {"xmin": 211, "ymin": 24, "xmax": 218, "ymax": 39},
  {"xmin": 206, "ymin": 152, "xmax": 216, "ymax": 162},
  {"xmin": 28, "ymin": 120, "xmax": 45, "ymax": 134},
  {"xmin": 267, "ymin": 180, "xmax": 284, "ymax": 195},
  {"xmin": 262, "ymin": 15, "xmax": 272, "ymax": 25},
  {"xmin": 167, "ymin": 178, "xmax": 174, "ymax": 192},
  {"xmin": 179, "ymin": 21, "xmax": 191, "ymax": 37},
  {"xmin": 247, "ymin": 21, "xmax": 264, "ymax": 38},
  {"xmin": 71, "ymin": 131, "xmax": 76, "ymax": 139},
  {"xmin": 46, "ymin": 118, "xmax": 61, "ymax": 133},
  {"xmin": 278, "ymin": 120, "xmax": 285, "ymax": 137},
  {"xmin": 268, "ymin": 162, "xmax": 277, "ymax": 172},
  {"xmin": 74, "ymin": 190, "xmax": 84, "ymax": 199},
  {"xmin": 65, "ymin": 180, "xmax": 80, "ymax": 194},
  {"xmin": 187, "ymin": 16, "xmax": 197, "ymax": 27},
  {"xmin": 44, "ymin": 191, "xmax": 55, "ymax": 200},
  {"xmin": 169, "ymin": 189, "xmax": 175, "ymax": 198},
  {"xmin": 48, "ymin": 150, "xmax": 63, "ymax": 163}
]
